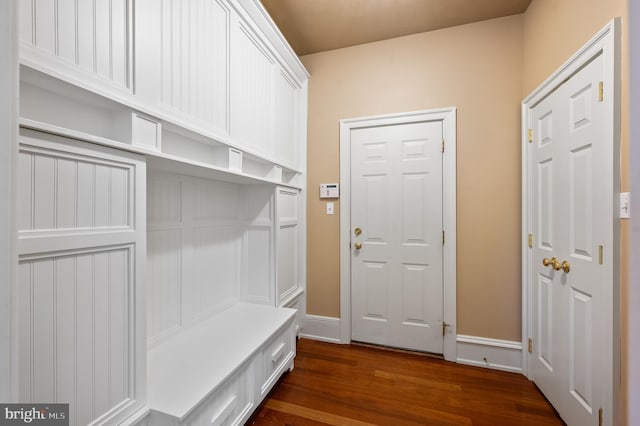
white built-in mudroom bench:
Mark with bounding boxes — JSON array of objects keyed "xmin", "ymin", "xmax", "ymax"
[{"xmin": 14, "ymin": 0, "xmax": 308, "ymax": 425}]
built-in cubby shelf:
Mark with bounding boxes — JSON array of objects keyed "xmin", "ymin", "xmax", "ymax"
[{"xmin": 20, "ymin": 67, "xmax": 303, "ymax": 187}]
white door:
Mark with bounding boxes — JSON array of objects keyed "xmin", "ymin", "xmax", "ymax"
[
  {"xmin": 530, "ymin": 53, "xmax": 607, "ymax": 425},
  {"xmin": 350, "ymin": 120, "xmax": 443, "ymax": 353}
]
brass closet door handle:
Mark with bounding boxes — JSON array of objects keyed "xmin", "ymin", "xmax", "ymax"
[
  {"xmin": 542, "ymin": 257, "xmax": 561, "ymax": 271},
  {"xmin": 354, "ymin": 242, "xmax": 362, "ymax": 250},
  {"xmin": 542, "ymin": 257, "xmax": 570, "ymax": 273}
]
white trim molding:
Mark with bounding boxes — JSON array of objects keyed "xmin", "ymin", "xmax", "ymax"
[
  {"xmin": 300, "ymin": 315, "xmax": 342, "ymax": 343},
  {"xmin": 629, "ymin": 2, "xmax": 640, "ymax": 424},
  {"xmin": 456, "ymin": 335, "xmax": 522, "ymax": 373},
  {"xmin": 339, "ymin": 108, "xmax": 457, "ymax": 361},
  {"xmin": 0, "ymin": 0, "xmax": 18, "ymax": 402}
]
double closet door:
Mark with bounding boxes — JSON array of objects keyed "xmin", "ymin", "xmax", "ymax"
[{"xmin": 529, "ymin": 53, "xmax": 608, "ymax": 426}]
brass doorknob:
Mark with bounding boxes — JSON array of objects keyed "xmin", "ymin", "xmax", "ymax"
[
  {"xmin": 354, "ymin": 242, "xmax": 362, "ymax": 250},
  {"xmin": 543, "ymin": 257, "xmax": 561, "ymax": 271},
  {"xmin": 354, "ymin": 227, "xmax": 362, "ymax": 236},
  {"xmin": 560, "ymin": 260, "xmax": 570, "ymax": 273}
]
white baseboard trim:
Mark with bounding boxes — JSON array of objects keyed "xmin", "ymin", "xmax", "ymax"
[
  {"xmin": 299, "ymin": 315, "xmax": 342, "ymax": 343},
  {"xmin": 456, "ymin": 334, "xmax": 523, "ymax": 373}
]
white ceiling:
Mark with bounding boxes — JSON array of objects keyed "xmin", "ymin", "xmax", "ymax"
[{"xmin": 261, "ymin": 0, "xmax": 532, "ymax": 56}]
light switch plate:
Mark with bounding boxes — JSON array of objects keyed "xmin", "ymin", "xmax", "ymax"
[
  {"xmin": 620, "ymin": 192, "xmax": 631, "ymax": 218},
  {"xmin": 326, "ymin": 202, "xmax": 334, "ymax": 215}
]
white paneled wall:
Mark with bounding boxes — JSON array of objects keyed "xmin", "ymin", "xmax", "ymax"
[
  {"xmin": 19, "ymin": 249, "xmax": 130, "ymax": 426},
  {"xmin": 147, "ymin": 173, "xmax": 243, "ymax": 343},
  {"xmin": 19, "ymin": 0, "xmax": 307, "ymax": 174},
  {"xmin": 274, "ymin": 70, "xmax": 299, "ymax": 166},
  {"xmin": 16, "ymin": 129, "xmax": 146, "ymax": 426},
  {"xmin": 145, "ymin": 0, "xmax": 230, "ymax": 131},
  {"xmin": 240, "ymin": 185, "xmax": 274, "ymax": 305},
  {"xmin": 230, "ymin": 22, "xmax": 274, "ymax": 156},
  {"xmin": 18, "ymin": 148, "xmax": 132, "ymax": 232},
  {"xmin": 20, "ymin": 0, "xmax": 129, "ymax": 90},
  {"xmin": 276, "ymin": 187, "xmax": 300, "ymax": 305}
]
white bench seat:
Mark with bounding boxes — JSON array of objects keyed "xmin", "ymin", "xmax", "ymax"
[{"xmin": 145, "ymin": 303, "xmax": 297, "ymax": 425}]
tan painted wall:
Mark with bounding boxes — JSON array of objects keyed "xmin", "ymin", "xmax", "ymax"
[
  {"xmin": 302, "ymin": 15, "xmax": 524, "ymax": 340},
  {"xmin": 522, "ymin": 0, "xmax": 629, "ymax": 422}
]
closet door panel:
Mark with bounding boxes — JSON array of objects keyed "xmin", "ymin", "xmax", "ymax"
[
  {"xmin": 17, "ymin": 129, "xmax": 146, "ymax": 425},
  {"xmin": 276, "ymin": 187, "xmax": 300, "ymax": 305},
  {"xmin": 274, "ymin": 70, "xmax": 299, "ymax": 167},
  {"xmin": 230, "ymin": 20, "xmax": 275, "ymax": 156},
  {"xmin": 135, "ymin": 0, "xmax": 229, "ymax": 133},
  {"xmin": 240, "ymin": 186, "xmax": 274, "ymax": 305},
  {"xmin": 19, "ymin": 0, "xmax": 131, "ymax": 92}
]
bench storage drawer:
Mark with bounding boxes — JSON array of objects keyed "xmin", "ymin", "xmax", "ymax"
[{"xmin": 259, "ymin": 319, "xmax": 296, "ymax": 397}]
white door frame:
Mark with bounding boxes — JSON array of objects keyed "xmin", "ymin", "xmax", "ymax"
[
  {"xmin": 521, "ymin": 19, "xmax": 620, "ymax": 425},
  {"xmin": 339, "ymin": 108, "xmax": 457, "ymax": 361},
  {"xmin": 0, "ymin": 0, "xmax": 18, "ymax": 402}
]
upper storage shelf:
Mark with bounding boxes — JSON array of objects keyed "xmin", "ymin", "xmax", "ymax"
[{"xmin": 18, "ymin": 0, "xmax": 308, "ymax": 184}]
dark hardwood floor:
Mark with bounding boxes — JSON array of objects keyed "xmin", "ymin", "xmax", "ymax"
[{"xmin": 248, "ymin": 338, "xmax": 565, "ymax": 426}]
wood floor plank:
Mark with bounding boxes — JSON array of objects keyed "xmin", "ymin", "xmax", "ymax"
[
  {"xmin": 248, "ymin": 338, "xmax": 565, "ymax": 426},
  {"xmin": 263, "ymin": 400, "xmax": 377, "ymax": 426}
]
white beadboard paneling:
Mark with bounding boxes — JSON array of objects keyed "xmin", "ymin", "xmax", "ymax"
[
  {"xmin": 243, "ymin": 226, "xmax": 273, "ymax": 304},
  {"xmin": 33, "ymin": 0, "xmax": 55, "ymax": 54},
  {"xmin": 276, "ymin": 188, "xmax": 299, "ymax": 305},
  {"xmin": 277, "ymin": 225, "xmax": 297, "ymax": 303},
  {"xmin": 193, "ymin": 178, "xmax": 238, "ymax": 222},
  {"xmin": 147, "ymin": 229, "xmax": 182, "ymax": 341},
  {"xmin": 148, "ymin": 177, "xmax": 182, "ymax": 224},
  {"xmin": 19, "ymin": 247, "xmax": 133, "ymax": 426},
  {"xmin": 147, "ymin": 173, "xmax": 245, "ymax": 340},
  {"xmin": 230, "ymin": 21, "xmax": 274, "ymax": 155},
  {"xmin": 277, "ymin": 187, "xmax": 298, "ymax": 221},
  {"xmin": 241, "ymin": 185, "xmax": 273, "ymax": 222},
  {"xmin": 186, "ymin": 225, "xmax": 239, "ymax": 320},
  {"xmin": 136, "ymin": 0, "xmax": 229, "ymax": 132},
  {"xmin": 16, "ymin": 129, "xmax": 147, "ymax": 424},
  {"xmin": 77, "ymin": 0, "xmax": 94, "ymax": 73},
  {"xmin": 18, "ymin": 136, "xmax": 136, "ymax": 233},
  {"xmin": 20, "ymin": 0, "xmax": 130, "ymax": 90},
  {"xmin": 19, "ymin": 0, "xmax": 34, "ymax": 45},
  {"xmin": 274, "ymin": 70, "xmax": 298, "ymax": 166},
  {"xmin": 240, "ymin": 185, "xmax": 274, "ymax": 304}
]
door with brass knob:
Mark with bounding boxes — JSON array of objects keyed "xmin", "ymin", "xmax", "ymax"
[
  {"xmin": 527, "ymin": 45, "xmax": 611, "ymax": 426},
  {"xmin": 350, "ymin": 119, "xmax": 444, "ymax": 354}
]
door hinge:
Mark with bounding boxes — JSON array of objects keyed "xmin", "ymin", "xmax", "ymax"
[
  {"xmin": 442, "ymin": 321, "xmax": 450, "ymax": 337},
  {"xmin": 598, "ymin": 407, "xmax": 603, "ymax": 426},
  {"xmin": 442, "ymin": 139, "xmax": 445, "ymax": 153},
  {"xmin": 528, "ymin": 234, "xmax": 533, "ymax": 248},
  {"xmin": 599, "ymin": 245, "xmax": 604, "ymax": 265},
  {"xmin": 442, "ymin": 230, "xmax": 445, "ymax": 245},
  {"xmin": 599, "ymin": 81, "xmax": 604, "ymax": 102},
  {"xmin": 528, "ymin": 338, "xmax": 533, "ymax": 353},
  {"xmin": 528, "ymin": 128, "xmax": 533, "ymax": 143}
]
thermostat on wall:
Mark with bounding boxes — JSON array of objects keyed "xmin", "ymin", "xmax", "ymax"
[{"xmin": 320, "ymin": 183, "xmax": 339, "ymax": 199}]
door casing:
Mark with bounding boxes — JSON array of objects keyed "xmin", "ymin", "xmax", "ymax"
[
  {"xmin": 521, "ymin": 19, "xmax": 621, "ymax": 426},
  {"xmin": 339, "ymin": 108, "xmax": 457, "ymax": 361}
]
